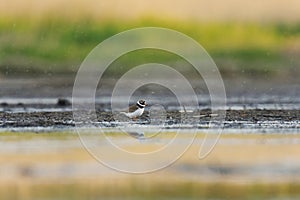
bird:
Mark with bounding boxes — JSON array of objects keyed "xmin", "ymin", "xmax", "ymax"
[{"xmin": 120, "ymin": 100, "xmax": 147, "ymax": 120}]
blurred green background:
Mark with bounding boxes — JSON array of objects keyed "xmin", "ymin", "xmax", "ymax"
[
  {"xmin": 1, "ymin": 0, "xmax": 299, "ymax": 81},
  {"xmin": 1, "ymin": 1, "xmax": 300, "ymax": 199}
]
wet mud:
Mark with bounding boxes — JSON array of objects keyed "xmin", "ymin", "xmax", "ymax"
[{"xmin": 0, "ymin": 103, "xmax": 299, "ymax": 131}]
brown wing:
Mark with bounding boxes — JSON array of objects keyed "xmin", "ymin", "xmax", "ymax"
[{"xmin": 128, "ymin": 104, "xmax": 138, "ymax": 113}]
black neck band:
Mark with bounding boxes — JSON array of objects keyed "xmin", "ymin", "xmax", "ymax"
[{"xmin": 137, "ymin": 103, "xmax": 144, "ymax": 109}]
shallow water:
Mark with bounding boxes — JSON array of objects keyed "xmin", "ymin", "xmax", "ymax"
[
  {"xmin": 1, "ymin": 133, "xmax": 300, "ymax": 178},
  {"xmin": 1, "ymin": 95, "xmax": 300, "ymax": 112}
]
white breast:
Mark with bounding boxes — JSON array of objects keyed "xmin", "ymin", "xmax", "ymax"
[{"xmin": 126, "ymin": 108, "xmax": 144, "ymax": 118}]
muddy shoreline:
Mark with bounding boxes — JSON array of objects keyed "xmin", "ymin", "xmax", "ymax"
[
  {"xmin": 1, "ymin": 107, "xmax": 299, "ymax": 131},
  {"xmin": 0, "ymin": 77, "xmax": 299, "ymax": 131}
]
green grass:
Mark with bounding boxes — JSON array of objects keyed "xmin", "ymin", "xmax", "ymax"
[{"xmin": 0, "ymin": 17, "xmax": 299, "ymax": 78}]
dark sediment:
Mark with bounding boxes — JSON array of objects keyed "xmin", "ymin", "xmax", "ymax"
[{"xmin": 0, "ymin": 107, "xmax": 299, "ymax": 130}]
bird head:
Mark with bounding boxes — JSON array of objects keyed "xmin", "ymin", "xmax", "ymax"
[{"xmin": 137, "ymin": 100, "xmax": 147, "ymax": 108}]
